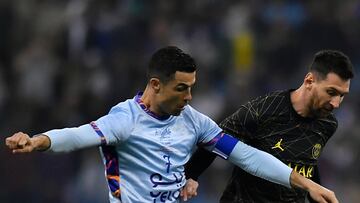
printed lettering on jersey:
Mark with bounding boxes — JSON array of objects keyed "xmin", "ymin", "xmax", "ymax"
[
  {"xmin": 150, "ymin": 187, "xmax": 181, "ymax": 203},
  {"xmin": 312, "ymin": 143, "xmax": 322, "ymax": 159},
  {"xmin": 288, "ymin": 162, "xmax": 314, "ymax": 178},
  {"xmin": 149, "ymin": 155, "xmax": 184, "ymax": 202}
]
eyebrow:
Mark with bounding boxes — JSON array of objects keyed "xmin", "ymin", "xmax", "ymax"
[
  {"xmin": 328, "ymin": 87, "xmax": 348, "ymax": 96},
  {"xmin": 177, "ymin": 81, "xmax": 196, "ymax": 87}
]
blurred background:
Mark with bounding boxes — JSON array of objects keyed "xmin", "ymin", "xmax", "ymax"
[{"xmin": 1, "ymin": 0, "xmax": 360, "ymax": 202}]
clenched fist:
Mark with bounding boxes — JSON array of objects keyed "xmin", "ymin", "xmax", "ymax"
[{"xmin": 5, "ymin": 132, "xmax": 50, "ymax": 153}]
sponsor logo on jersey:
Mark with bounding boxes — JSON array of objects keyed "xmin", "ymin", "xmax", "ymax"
[
  {"xmin": 272, "ymin": 138, "xmax": 285, "ymax": 151},
  {"xmin": 288, "ymin": 162, "xmax": 314, "ymax": 178}
]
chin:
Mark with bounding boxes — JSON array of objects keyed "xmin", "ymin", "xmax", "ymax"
[
  {"xmin": 317, "ymin": 110, "xmax": 332, "ymax": 118},
  {"xmin": 170, "ymin": 109, "xmax": 183, "ymax": 116},
  {"xmin": 172, "ymin": 111, "xmax": 181, "ymax": 116}
]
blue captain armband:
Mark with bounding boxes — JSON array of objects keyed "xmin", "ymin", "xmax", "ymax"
[{"xmin": 211, "ymin": 133, "xmax": 238, "ymax": 160}]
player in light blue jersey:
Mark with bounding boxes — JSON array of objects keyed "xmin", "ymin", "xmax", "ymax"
[{"xmin": 6, "ymin": 46, "xmax": 338, "ymax": 203}]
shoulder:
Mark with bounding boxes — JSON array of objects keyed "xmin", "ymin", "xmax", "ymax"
[
  {"xmin": 182, "ymin": 105, "xmax": 211, "ymax": 120},
  {"xmin": 321, "ymin": 113, "xmax": 338, "ymax": 130},
  {"xmin": 243, "ymin": 90, "xmax": 289, "ymax": 113},
  {"xmin": 109, "ymin": 99, "xmax": 136, "ymax": 114},
  {"xmin": 246, "ymin": 90, "xmax": 287, "ymax": 104},
  {"xmin": 259, "ymin": 90, "xmax": 288, "ymax": 103},
  {"xmin": 181, "ymin": 105, "xmax": 218, "ymax": 129}
]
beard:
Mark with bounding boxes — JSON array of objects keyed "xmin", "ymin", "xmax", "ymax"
[{"xmin": 311, "ymin": 104, "xmax": 333, "ymax": 118}]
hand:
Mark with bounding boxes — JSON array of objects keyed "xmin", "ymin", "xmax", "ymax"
[
  {"xmin": 290, "ymin": 170, "xmax": 338, "ymax": 203},
  {"xmin": 180, "ymin": 178, "xmax": 199, "ymax": 201},
  {"xmin": 5, "ymin": 132, "xmax": 35, "ymax": 153},
  {"xmin": 308, "ymin": 183, "xmax": 338, "ymax": 203}
]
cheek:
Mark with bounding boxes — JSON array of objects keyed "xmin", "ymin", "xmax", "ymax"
[
  {"xmin": 317, "ymin": 93, "xmax": 331, "ymax": 106},
  {"xmin": 312, "ymin": 90, "xmax": 325, "ymax": 107},
  {"xmin": 163, "ymin": 95, "xmax": 180, "ymax": 107}
]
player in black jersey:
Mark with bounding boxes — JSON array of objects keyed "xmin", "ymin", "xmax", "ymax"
[{"xmin": 182, "ymin": 50, "xmax": 354, "ymax": 203}]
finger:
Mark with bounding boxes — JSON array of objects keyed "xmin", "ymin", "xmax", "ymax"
[
  {"xmin": 5, "ymin": 136, "xmax": 20, "ymax": 149},
  {"xmin": 18, "ymin": 137, "xmax": 29, "ymax": 147},
  {"xmin": 187, "ymin": 185, "xmax": 197, "ymax": 195},
  {"xmin": 13, "ymin": 147, "xmax": 32, "ymax": 154},
  {"xmin": 6, "ymin": 133, "xmax": 29, "ymax": 149},
  {"xmin": 182, "ymin": 190, "xmax": 188, "ymax": 201},
  {"xmin": 318, "ymin": 197, "xmax": 326, "ymax": 203},
  {"xmin": 5, "ymin": 137, "xmax": 14, "ymax": 147},
  {"xmin": 324, "ymin": 193, "xmax": 338, "ymax": 203}
]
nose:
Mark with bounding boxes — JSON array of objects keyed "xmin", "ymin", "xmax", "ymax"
[
  {"xmin": 330, "ymin": 96, "xmax": 341, "ymax": 109},
  {"xmin": 184, "ymin": 89, "xmax": 192, "ymax": 101}
]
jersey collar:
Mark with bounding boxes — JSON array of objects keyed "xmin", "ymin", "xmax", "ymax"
[{"xmin": 135, "ymin": 92, "xmax": 171, "ymax": 120}]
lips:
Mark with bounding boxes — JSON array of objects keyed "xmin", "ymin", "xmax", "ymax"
[
  {"xmin": 178, "ymin": 104, "xmax": 186, "ymax": 110},
  {"xmin": 324, "ymin": 108, "xmax": 333, "ymax": 112}
]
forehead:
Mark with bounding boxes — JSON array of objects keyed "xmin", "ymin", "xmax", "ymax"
[
  {"xmin": 319, "ymin": 72, "xmax": 350, "ymax": 93},
  {"xmin": 170, "ymin": 71, "xmax": 196, "ymax": 85}
]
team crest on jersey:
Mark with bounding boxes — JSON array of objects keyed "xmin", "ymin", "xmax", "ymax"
[
  {"xmin": 312, "ymin": 143, "xmax": 322, "ymax": 159},
  {"xmin": 155, "ymin": 127, "xmax": 173, "ymax": 146}
]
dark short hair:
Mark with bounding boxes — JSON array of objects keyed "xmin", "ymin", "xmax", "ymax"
[
  {"xmin": 309, "ymin": 50, "xmax": 354, "ymax": 80},
  {"xmin": 148, "ymin": 46, "xmax": 196, "ymax": 83}
]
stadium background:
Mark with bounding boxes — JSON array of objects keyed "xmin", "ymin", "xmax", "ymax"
[{"xmin": 0, "ymin": 1, "xmax": 359, "ymax": 202}]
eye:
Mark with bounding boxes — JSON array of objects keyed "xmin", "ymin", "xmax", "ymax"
[
  {"xmin": 176, "ymin": 85, "xmax": 188, "ymax": 92},
  {"xmin": 326, "ymin": 90, "xmax": 337, "ymax": 97}
]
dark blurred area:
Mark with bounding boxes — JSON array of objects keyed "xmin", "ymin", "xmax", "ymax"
[{"xmin": 1, "ymin": 0, "xmax": 359, "ymax": 202}]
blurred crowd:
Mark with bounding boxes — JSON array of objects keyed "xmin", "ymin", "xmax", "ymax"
[{"xmin": 1, "ymin": 0, "xmax": 360, "ymax": 202}]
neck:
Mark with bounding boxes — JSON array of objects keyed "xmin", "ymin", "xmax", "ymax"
[
  {"xmin": 290, "ymin": 85, "xmax": 310, "ymax": 117},
  {"xmin": 140, "ymin": 85, "xmax": 163, "ymax": 116}
]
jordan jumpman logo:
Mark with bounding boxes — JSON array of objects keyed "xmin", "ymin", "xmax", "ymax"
[{"xmin": 272, "ymin": 138, "xmax": 285, "ymax": 151}]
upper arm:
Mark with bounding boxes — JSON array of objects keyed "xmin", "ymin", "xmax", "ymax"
[
  {"xmin": 185, "ymin": 107, "xmax": 222, "ymax": 146},
  {"xmin": 93, "ymin": 110, "xmax": 133, "ymax": 145}
]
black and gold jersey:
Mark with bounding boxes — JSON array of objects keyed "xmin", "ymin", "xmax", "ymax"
[{"xmin": 219, "ymin": 90, "xmax": 337, "ymax": 203}]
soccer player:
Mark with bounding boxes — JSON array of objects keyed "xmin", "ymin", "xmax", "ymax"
[
  {"xmin": 183, "ymin": 50, "xmax": 354, "ymax": 203},
  {"xmin": 5, "ymin": 46, "xmax": 338, "ymax": 203}
]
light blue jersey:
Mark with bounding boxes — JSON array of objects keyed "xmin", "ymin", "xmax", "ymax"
[
  {"xmin": 45, "ymin": 93, "xmax": 292, "ymax": 203},
  {"xmin": 47, "ymin": 93, "xmax": 222, "ymax": 202}
]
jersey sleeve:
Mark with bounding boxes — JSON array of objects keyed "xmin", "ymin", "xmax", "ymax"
[
  {"xmin": 45, "ymin": 108, "xmax": 133, "ymax": 152},
  {"xmin": 193, "ymin": 110, "xmax": 222, "ymax": 145},
  {"xmin": 45, "ymin": 124, "xmax": 103, "ymax": 152},
  {"xmin": 187, "ymin": 132, "xmax": 292, "ymax": 188},
  {"xmin": 93, "ymin": 110, "xmax": 133, "ymax": 145},
  {"xmin": 228, "ymin": 139, "xmax": 292, "ymax": 188}
]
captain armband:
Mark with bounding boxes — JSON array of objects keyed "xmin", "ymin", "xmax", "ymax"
[{"xmin": 212, "ymin": 133, "xmax": 239, "ymax": 160}]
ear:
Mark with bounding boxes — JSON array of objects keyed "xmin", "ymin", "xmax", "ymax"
[
  {"xmin": 304, "ymin": 72, "xmax": 315, "ymax": 89},
  {"xmin": 149, "ymin": 78, "xmax": 161, "ymax": 93}
]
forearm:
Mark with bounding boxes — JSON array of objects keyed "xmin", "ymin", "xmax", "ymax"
[
  {"xmin": 308, "ymin": 166, "xmax": 321, "ymax": 203},
  {"xmin": 45, "ymin": 124, "xmax": 103, "ymax": 152},
  {"xmin": 228, "ymin": 141, "xmax": 292, "ymax": 188},
  {"xmin": 290, "ymin": 170, "xmax": 317, "ymax": 191}
]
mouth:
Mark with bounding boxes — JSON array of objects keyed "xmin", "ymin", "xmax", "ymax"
[
  {"xmin": 321, "ymin": 108, "xmax": 333, "ymax": 115},
  {"xmin": 324, "ymin": 107, "xmax": 333, "ymax": 112},
  {"xmin": 177, "ymin": 104, "xmax": 187, "ymax": 110}
]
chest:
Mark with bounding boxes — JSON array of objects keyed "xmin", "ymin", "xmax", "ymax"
[
  {"xmin": 253, "ymin": 115, "xmax": 334, "ymax": 162},
  {"xmin": 117, "ymin": 119, "xmax": 197, "ymax": 171}
]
